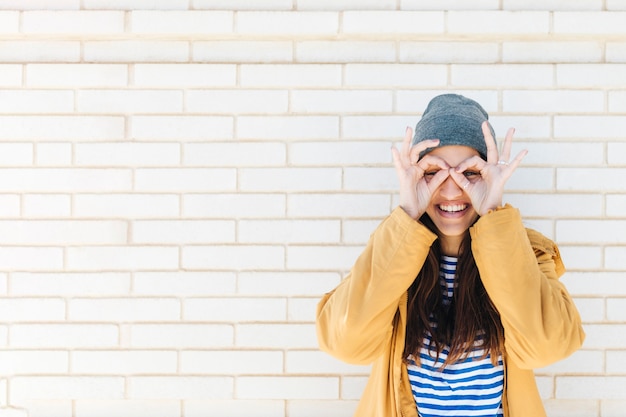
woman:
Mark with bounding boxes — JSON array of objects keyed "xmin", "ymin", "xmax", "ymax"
[{"xmin": 316, "ymin": 94, "xmax": 585, "ymax": 417}]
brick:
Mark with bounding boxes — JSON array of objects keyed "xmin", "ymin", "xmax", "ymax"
[
  {"xmin": 287, "ymin": 246, "xmax": 364, "ymax": 270},
  {"xmin": 10, "ymin": 324, "xmax": 118, "ymax": 348},
  {"xmin": 11, "ymin": 272, "xmax": 130, "ymax": 296},
  {"xmin": 0, "ymin": 90, "xmax": 73, "ymax": 114},
  {"xmin": 286, "ymin": 350, "xmax": 370, "ymax": 374},
  {"xmin": 240, "ymin": 65, "xmax": 341, "ymax": 87},
  {"xmin": 0, "ymin": 116, "xmax": 124, "ymax": 141},
  {"xmin": 504, "ymin": 167, "xmax": 553, "ymax": 191},
  {"xmin": 74, "ymin": 194, "xmax": 180, "ymax": 218},
  {"xmin": 607, "ymin": 194, "xmax": 626, "ymax": 217},
  {"xmin": 185, "ymin": 297, "xmax": 286, "ymax": 322},
  {"xmin": 131, "ymin": 11, "xmax": 233, "ymax": 34},
  {"xmin": 0, "ymin": 143, "xmax": 32, "ymax": 165},
  {"xmin": 296, "ymin": 41, "xmax": 395, "ymax": 63},
  {"xmin": 557, "ymin": 247, "xmax": 602, "ymax": 270},
  {"xmin": 134, "ymin": 64, "xmax": 235, "ymax": 87},
  {"xmin": 554, "ymin": 11, "xmax": 626, "ymax": 34},
  {"xmin": 0, "ymin": 42, "xmax": 79, "ymax": 63},
  {"xmin": 238, "ymin": 116, "xmax": 338, "ymax": 140},
  {"xmin": 557, "ymin": 220, "xmax": 626, "ymax": 244},
  {"xmin": 542, "ymin": 399, "xmax": 601, "ymax": 417},
  {"xmin": 36, "ymin": 143, "xmax": 72, "ymax": 166},
  {"xmin": 287, "ymin": 194, "xmax": 390, "ymax": 218},
  {"xmin": 535, "ymin": 376, "xmax": 553, "ymax": 399},
  {"xmin": 237, "ymin": 324, "xmax": 317, "ymax": 348},
  {"xmin": 489, "ymin": 116, "xmax": 552, "ymax": 139},
  {"xmin": 602, "ymin": 400, "xmax": 626, "ymax": 417},
  {"xmin": 346, "ymin": 64, "xmax": 447, "ymax": 87},
  {"xmin": 239, "ymin": 168, "xmax": 341, "ymax": 192},
  {"xmin": 399, "ymin": 42, "xmax": 498, "ymax": 64},
  {"xmin": 0, "ymin": 1, "xmax": 78, "ymax": 9},
  {"xmin": 84, "ymin": 0, "xmax": 188, "ymax": 8},
  {"xmin": 582, "ymin": 325, "xmax": 626, "ymax": 348},
  {"xmin": 0, "ymin": 248, "xmax": 63, "ymax": 271},
  {"xmin": 84, "ymin": 41, "xmax": 189, "ymax": 63},
  {"xmin": 0, "ymin": 299, "xmax": 60, "ymax": 322},
  {"xmin": 536, "ymin": 349, "xmax": 603, "ymax": 375},
  {"xmin": 607, "ymin": 350, "xmax": 626, "ymax": 373},
  {"xmin": 66, "ymin": 246, "xmax": 178, "ymax": 271},
  {"xmin": 0, "ymin": 65, "xmax": 21, "ymax": 86},
  {"xmin": 557, "ymin": 64, "xmax": 626, "ymax": 87},
  {"xmin": 557, "ymin": 376, "xmax": 626, "ymax": 399},
  {"xmin": 186, "ymin": 90, "xmax": 287, "ymax": 114},
  {"xmin": 292, "ymin": 90, "xmax": 392, "ymax": 113},
  {"xmin": 0, "ymin": 195, "xmax": 18, "ymax": 217},
  {"xmin": 193, "ymin": 41, "xmax": 292, "ymax": 63},
  {"xmin": 342, "ymin": 220, "xmax": 380, "ymax": 244},
  {"xmin": 14, "ymin": 401, "xmax": 69, "ymax": 417},
  {"xmin": 135, "ymin": 168, "xmax": 236, "ymax": 192},
  {"xmin": 609, "ymin": 92, "xmax": 626, "ymax": 114},
  {"xmin": 183, "ymin": 194, "xmax": 285, "ymax": 218},
  {"xmin": 182, "ymin": 245, "xmax": 284, "ymax": 270},
  {"xmin": 504, "ymin": 194, "xmax": 602, "ymax": 217},
  {"xmin": 129, "ymin": 324, "xmax": 233, "ymax": 348},
  {"xmin": 562, "ymin": 272, "xmax": 626, "ymax": 296},
  {"xmin": 556, "ymin": 116, "xmax": 626, "ymax": 139},
  {"xmin": 290, "ymin": 141, "xmax": 391, "ymax": 166},
  {"xmin": 75, "ymin": 400, "xmax": 181, "ymax": 417},
  {"xmin": 72, "ymin": 351, "xmax": 177, "ymax": 374},
  {"xmin": 288, "ymin": 297, "xmax": 321, "ymax": 322},
  {"xmin": 607, "ymin": 43, "xmax": 626, "ymax": 62},
  {"xmin": 180, "ymin": 350, "xmax": 283, "ymax": 374},
  {"xmin": 397, "ymin": 90, "xmax": 499, "ymax": 114},
  {"xmin": 239, "ymin": 220, "xmax": 340, "ymax": 244},
  {"xmin": 608, "ymin": 142, "xmax": 626, "ymax": 164},
  {"xmin": 0, "ymin": 221, "xmax": 126, "ymax": 245},
  {"xmin": 70, "ymin": 298, "xmax": 180, "ymax": 322},
  {"xmin": 185, "ymin": 400, "xmax": 284, "ymax": 417},
  {"xmin": 22, "ymin": 11, "xmax": 124, "ymax": 34},
  {"xmin": 131, "ymin": 116, "xmax": 233, "ymax": 141},
  {"xmin": 10, "ymin": 377, "xmax": 124, "ymax": 403},
  {"xmin": 238, "ymin": 272, "xmax": 340, "ymax": 296},
  {"xmin": 606, "ymin": 247, "xmax": 626, "ymax": 270},
  {"xmin": 183, "ymin": 142, "xmax": 286, "ymax": 166},
  {"xmin": 238, "ymin": 377, "xmax": 338, "ymax": 400},
  {"xmin": 503, "ymin": 41, "xmax": 602, "ymax": 63},
  {"xmin": 0, "ymin": 351, "xmax": 68, "ymax": 375},
  {"xmin": 195, "ymin": 0, "xmax": 291, "ymax": 9},
  {"xmin": 75, "ymin": 143, "xmax": 180, "ymax": 166},
  {"xmin": 342, "ymin": 115, "xmax": 415, "ymax": 139},
  {"xmin": 557, "ymin": 168, "xmax": 626, "ymax": 192},
  {"xmin": 0, "ymin": 325, "xmax": 6, "ymax": 345},
  {"xmin": 0, "ymin": 11, "xmax": 18, "ymax": 32},
  {"xmin": 512, "ymin": 142, "xmax": 603, "ymax": 166},
  {"xmin": 503, "ymin": 90, "xmax": 604, "ymax": 113},
  {"xmin": 134, "ymin": 272, "xmax": 236, "ymax": 296},
  {"xmin": 129, "ymin": 377, "xmax": 233, "ymax": 399},
  {"xmin": 341, "ymin": 376, "xmax": 368, "ymax": 400},
  {"xmin": 344, "ymin": 167, "xmax": 397, "ymax": 191},
  {"xmin": 77, "ymin": 90, "xmax": 182, "ymax": 114},
  {"xmin": 608, "ymin": 0, "xmax": 626, "ymax": 9},
  {"xmin": 449, "ymin": 11, "xmax": 549, "ymax": 34},
  {"xmin": 573, "ymin": 297, "xmax": 605, "ymax": 323},
  {"xmin": 452, "ymin": 64, "xmax": 553, "ymax": 87},
  {"xmin": 0, "ymin": 273, "xmax": 6, "ymax": 296},
  {"xmin": 237, "ymin": 12, "xmax": 338, "ymax": 35},
  {"xmin": 133, "ymin": 220, "xmax": 235, "ymax": 244},
  {"xmin": 288, "ymin": 400, "xmax": 359, "ymax": 417},
  {"xmin": 504, "ymin": 0, "xmax": 601, "ymax": 9},
  {"xmin": 343, "ymin": 11, "xmax": 443, "ymax": 34},
  {"xmin": 299, "ymin": 0, "xmax": 395, "ymax": 9},
  {"xmin": 401, "ymin": 0, "xmax": 498, "ymax": 9}
]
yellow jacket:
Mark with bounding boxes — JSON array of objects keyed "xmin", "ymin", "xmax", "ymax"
[{"xmin": 316, "ymin": 205, "xmax": 585, "ymax": 417}]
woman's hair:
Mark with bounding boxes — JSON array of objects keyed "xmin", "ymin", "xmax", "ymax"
[{"xmin": 403, "ymin": 213, "xmax": 504, "ymax": 368}]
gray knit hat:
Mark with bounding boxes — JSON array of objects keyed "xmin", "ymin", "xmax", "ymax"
[{"xmin": 412, "ymin": 94, "xmax": 495, "ymax": 160}]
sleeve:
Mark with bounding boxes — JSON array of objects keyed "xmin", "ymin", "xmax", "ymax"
[
  {"xmin": 470, "ymin": 205, "xmax": 586, "ymax": 369},
  {"xmin": 315, "ymin": 207, "xmax": 437, "ymax": 365}
]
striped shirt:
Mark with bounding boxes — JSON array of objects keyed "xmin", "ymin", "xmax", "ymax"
[{"xmin": 407, "ymin": 256, "xmax": 504, "ymax": 417}]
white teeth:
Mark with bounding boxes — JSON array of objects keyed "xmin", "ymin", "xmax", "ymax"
[{"xmin": 439, "ymin": 204, "xmax": 467, "ymax": 213}]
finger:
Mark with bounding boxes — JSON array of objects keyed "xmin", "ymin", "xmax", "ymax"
[
  {"xmin": 505, "ymin": 149, "xmax": 528, "ymax": 172},
  {"xmin": 391, "ymin": 146, "xmax": 406, "ymax": 177},
  {"xmin": 448, "ymin": 168, "xmax": 472, "ymax": 191},
  {"xmin": 499, "ymin": 127, "xmax": 515, "ymax": 162},
  {"xmin": 427, "ymin": 168, "xmax": 450, "ymax": 191},
  {"xmin": 401, "ymin": 127, "xmax": 412, "ymax": 161},
  {"xmin": 482, "ymin": 121, "xmax": 499, "ymax": 164},
  {"xmin": 417, "ymin": 153, "xmax": 450, "ymax": 172},
  {"xmin": 454, "ymin": 155, "xmax": 486, "ymax": 174},
  {"xmin": 409, "ymin": 139, "xmax": 440, "ymax": 164}
]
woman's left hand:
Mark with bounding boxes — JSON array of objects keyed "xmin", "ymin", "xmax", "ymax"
[{"xmin": 449, "ymin": 121, "xmax": 528, "ymax": 216}]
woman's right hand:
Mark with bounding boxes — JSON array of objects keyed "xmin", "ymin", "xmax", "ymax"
[{"xmin": 391, "ymin": 127, "xmax": 450, "ymax": 220}]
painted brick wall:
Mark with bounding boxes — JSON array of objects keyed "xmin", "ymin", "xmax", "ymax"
[{"xmin": 0, "ymin": 1, "xmax": 624, "ymax": 417}]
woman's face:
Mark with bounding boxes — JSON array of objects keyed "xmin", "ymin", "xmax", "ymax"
[{"xmin": 424, "ymin": 145, "xmax": 480, "ymax": 245}]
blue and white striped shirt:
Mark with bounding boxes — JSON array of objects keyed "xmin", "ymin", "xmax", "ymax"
[{"xmin": 407, "ymin": 256, "xmax": 504, "ymax": 417}]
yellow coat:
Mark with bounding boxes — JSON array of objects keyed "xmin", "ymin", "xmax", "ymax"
[{"xmin": 316, "ymin": 205, "xmax": 585, "ymax": 417}]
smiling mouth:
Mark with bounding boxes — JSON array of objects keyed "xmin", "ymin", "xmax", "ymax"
[{"xmin": 438, "ymin": 204, "xmax": 468, "ymax": 213}]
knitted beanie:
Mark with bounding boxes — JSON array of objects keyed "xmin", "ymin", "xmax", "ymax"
[{"xmin": 412, "ymin": 94, "xmax": 495, "ymax": 160}]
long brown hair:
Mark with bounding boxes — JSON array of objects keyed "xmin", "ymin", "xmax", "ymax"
[{"xmin": 403, "ymin": 213, "xmax": 504, "ymax": 368}]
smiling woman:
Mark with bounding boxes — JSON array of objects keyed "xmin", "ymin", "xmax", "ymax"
[{"xmin": 316, "ymin": 94, "xmax": 586, "ymax": 417}]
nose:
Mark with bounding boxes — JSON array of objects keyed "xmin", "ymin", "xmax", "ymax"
[{"xmin": 438, "ymin": 175, "xmax": 463, "ymax": 199}]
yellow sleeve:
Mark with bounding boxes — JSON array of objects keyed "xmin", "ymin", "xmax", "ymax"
[
  {"xmin": 470, "ymin": 205, "xmax": 585, "ymax": 369},
  {"xmin": 315, "ymin": 206, "xmax": 437, "ymax": 365}
]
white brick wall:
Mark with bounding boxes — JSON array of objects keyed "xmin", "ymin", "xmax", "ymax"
[{"xmin": 0, "ymin": 2, "xmax": 622, "ymax": 417}]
